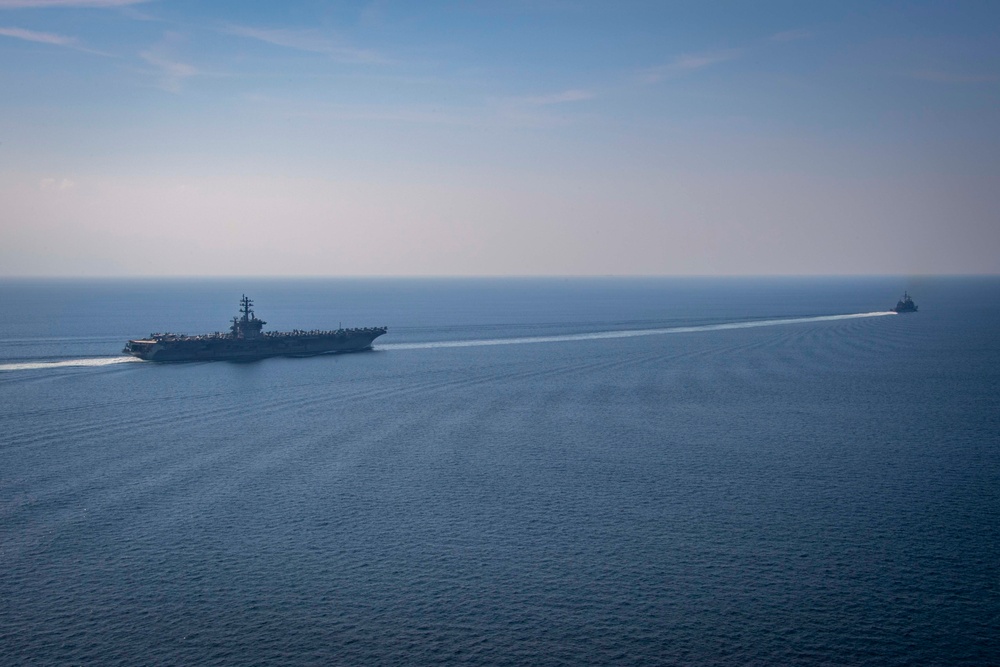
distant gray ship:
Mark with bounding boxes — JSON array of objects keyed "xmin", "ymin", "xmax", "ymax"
[
  {"xmin": 124, "ymin": 295, "xmax": 387, "ymax": 362},
  {"xmin": 893, "ymin": 292, "xmax": 918, "ymax": 313}
]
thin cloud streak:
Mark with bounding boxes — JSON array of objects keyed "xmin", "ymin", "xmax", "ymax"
[
  {"xmin": 509, "ymin": 89, "xmax": 596, "ymax": 106},
  {"xmin": 225, "ymin": 24, "xmax": 388, "ymax": 64},
  {"xmin": 639, "ymin": 49, "xmax": 741, "ymax": 83},
  {"xmin": 140, "ymin": 50, "xmax": 199, "ymax": 92},
  {"xmin": 246, "ymin": 94, "xmax": 582, "ymax": 130},
  {"xmin": 0, "ymin": 25, "xmax": 73, "ymax": 44},
  {"xmin": 0, "ymin": 24, "xmax": 110, "ymax": 54},
  {"xmin": 491, "ymin": 88, "xmax": 598, "ymax": 126},
  {"xmin": 39, "ymin": 177, "xmax": 76, "ymax": 190}
]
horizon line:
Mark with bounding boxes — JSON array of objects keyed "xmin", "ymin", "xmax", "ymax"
[{"xmin": 0, "ymin": 273, "xmax": 995, "ymax": 280}]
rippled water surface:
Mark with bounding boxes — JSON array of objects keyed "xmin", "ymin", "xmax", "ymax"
[{"xmin": 2, "ymin": 277, "xmax": 998, "ymax": 665}]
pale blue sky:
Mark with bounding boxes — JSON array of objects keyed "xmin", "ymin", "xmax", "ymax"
[{"xmin": 1, "ymin": 0, "xmax": 998, "ymax": 276}]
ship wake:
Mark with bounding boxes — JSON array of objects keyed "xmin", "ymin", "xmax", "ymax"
[
  {"xmin": 381, "ymin": 311, "xmax": 897, "ymax": 351},
  {"xmin": 1, "ymin": 311, "xmax": 896, "ymax": 371},
  {"xmin": 0, "ymin": 356, "xmax": 143, "ymax": 372}
]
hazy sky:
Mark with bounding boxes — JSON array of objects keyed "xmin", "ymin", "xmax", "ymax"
[{"xmin": 1, "ymin": 0, "xmax": 998, "ymax": 276}]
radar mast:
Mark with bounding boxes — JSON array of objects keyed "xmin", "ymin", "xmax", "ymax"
[{"xmin": 231, "ymin": 294, "xmax": 267, "ymax": 338}]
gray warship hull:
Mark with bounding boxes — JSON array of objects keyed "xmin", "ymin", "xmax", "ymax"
[
  {"xmin": 123, "ymin": 295, "xmax": 387, "ymax": 362},
  {"xmin": 124, "ymin": 328, "xmax": 386, "ymax": 362},
  {"xmin": 892, "ymin": 291, "xmax": 918, "ymax": 313}
]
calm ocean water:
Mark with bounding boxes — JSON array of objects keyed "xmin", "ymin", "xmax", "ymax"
[{"xmin": 2, "ymin": 277, "xmax": 998, "ymax": 666}]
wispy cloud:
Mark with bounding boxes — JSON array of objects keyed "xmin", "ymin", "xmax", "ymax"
[
  {"xmin": 488, "ymin": 88, "xmax": 599, "ymax": 127},
  {"xmin": 137, "ymin": 30, "xmax": 213, "ymax": 93},
  {"xmin": 225, "ymin": 24, "xmax": 388, "ymax": 64},
  {"xmin": 638, "ymin": 49, "xmax": 741, "ymax": 84},
  {"xmin": 246, "ymin": 92, "xmax": 587, "ymax": 131},
  {"xmin": 909, "ymin": 69, "xmax": 998, "ymax": 84},
  {"xmin": 39, "ymin": 177, "xmax": 76, "ymax": 191},
  {"xmin": 0, "ymin": 24, "xmax": 109, "ymax": 54},
  {"xmin": 510, "ymin": 89, "xmax": 596, "ymax": 106},
  {"xmin": 0, "ymin": 25, "xmax": 74, "ymax": 44},
  {"xmin": 140, "ymin": 49, "xmax": 199, "ymax": 92},
  {"xmin": 0, "ymin": 0, "xmax": 148, "ymax": 7},
  {"xmin": 770, "ymin": 29, "xmax": 812, "ymax": 42}
]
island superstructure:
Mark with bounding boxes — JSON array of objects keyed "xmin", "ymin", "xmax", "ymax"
[{"xmin": 124, "ymin": 295, "xmax": 387, "ymax": 362}]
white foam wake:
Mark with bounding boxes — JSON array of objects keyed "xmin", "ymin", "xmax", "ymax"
[
  {"xmin": 0, "ymin": 312, "xmax": 895, "ymax": 371},
  {"xmin": 0, "ymin": 356, "xmax": 141, "ymax": 372},
  {"xmin": 381, "ymin": 312, "xmax": 897, "ymax": 351}
]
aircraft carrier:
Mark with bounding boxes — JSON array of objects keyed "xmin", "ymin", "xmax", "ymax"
[{"xmin": 124, "ymin": 295, "xmax": 387, "ymax": 362}]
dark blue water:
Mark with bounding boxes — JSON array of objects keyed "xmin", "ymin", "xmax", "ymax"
[{"xmin": 2, "ymin": 277, "xmax": 998, "ymax": 665}]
